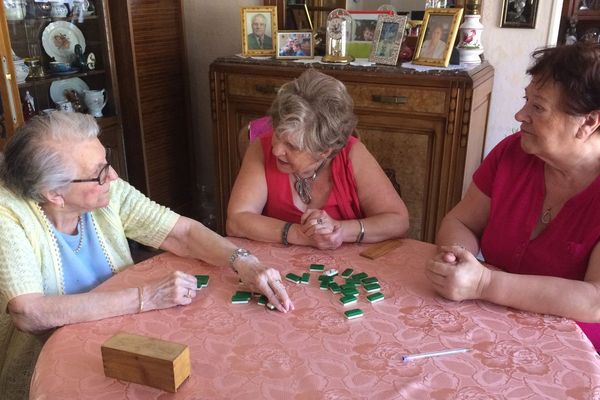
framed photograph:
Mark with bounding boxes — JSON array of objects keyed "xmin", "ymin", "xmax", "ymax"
[
  {"xmin": 276, "ymin": 30, "xmax": 314, "ymax": 59},
  {"xmin": 291, "ymin": 4, "xmax": 313, "ymax": 31},
  {"xmin": 349, "ymin": 10, "xmax": 393, "ymax": 42},
  {"xmin": 241, "ymin": 6, "xmax": 277, "ymax": 57},
  {"xmin": 368, "ymin": 14, "xmax": 408, "ymax": 66},
  {"xmin": 413, "ymin": 8, "xmax": 464, "ymax": 67},
  {"xmin": 500, "ymin": 0, "xmax": 539, "ymax": 29}
]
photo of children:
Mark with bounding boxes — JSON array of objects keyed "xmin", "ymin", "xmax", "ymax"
[{"xmin": 276, "ymin": 32, "xmax": 313, "ymax": 59}]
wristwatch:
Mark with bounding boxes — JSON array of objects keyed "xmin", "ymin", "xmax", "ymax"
[{"xmin": 229, "ymin": 248, "xmax": 251, "ymax": 273}]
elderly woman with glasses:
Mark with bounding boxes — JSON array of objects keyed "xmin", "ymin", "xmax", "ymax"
[{"xmin": 0, "ymin": 112, "xmax": 292, "ymax": 399}]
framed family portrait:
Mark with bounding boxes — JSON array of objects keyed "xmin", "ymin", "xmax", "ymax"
[
  {"xmin": 276, "ymin": 30, "xmax": 314, "ymax": 59},
  {"xmin": 413, "ymin": 8, "xmax": 463, "ymax": 67},
  {"xmin": 500, "ymin": 0, "xmax": 539, "ymax": 29},
  {"xmin": 368, "ymin": 14, "xmax": 408, "ymax": 66},
  {"xmin": 241, "ymin": 6, "xmax": 278, "ymax": 57}
]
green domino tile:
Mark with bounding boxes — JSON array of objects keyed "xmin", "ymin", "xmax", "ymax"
[
  {"xmin": 339, "ymin": 295, "xmax": 358, "ymax": 306},
  {"xmin": 344, "ymin": 278, "xmax": 359, "ymax": 286},
  {"xmin": 318, "ymin": 275, "xmax": 333, "ymax": 282},
  {"xmin": 351, "ymin": 272, "xmax": 368, "ymax": 281},
  {"xmin": 285, "ymin": 273, "xmax": 302, "ymax": 283},
  {"xmin": 319, "ymin": 280, "xmax": 330, "ymax": 290},
  {"xmin": 231, "ymin": 291, "xmax": 251, "ymax": 303},
  {"xmin": 300, "ymin": 273, "xmax": 310, "ymax": 284},
  {"xmin": 309, "ymin": 264, "xmax": 325, "ymax": 272},
  {"xmin": 340, "ymin": 268, "xmax": 354, "ymax": 278},
  {"xmin": 344, "ymin": 308, "xmax": 364, "ymax": 319},
  {"xmin": 234, "ymin": 291, "xmax": 252, "ymax": 299},
  {"xmin": 195, "ymin": 275, "xmax": 209, "ymax": 288},
  {"xmin": 329, "ymin": 282, "xmax": 341, "ymax": 294},
  {"xmin": 257, "ymin": 295, "xmax": 268, "ymax": 306},
  {"xmin": 340, "ymin": 283, "xmax": 356, "ymax": 291},
  {"xmin": 361, "ymin": 277, "xmax": 378, "ymax": 285},
  {"xmin": 341, "ymin": 287, "xmax": 359, "ymax": 296},
  {"xmin": 367, "ymin": 292, "xmax": 384, "ymax": 303},
  {"xmin": 364, "ymin": 283, "xmax": 381, "ymax": 293}
]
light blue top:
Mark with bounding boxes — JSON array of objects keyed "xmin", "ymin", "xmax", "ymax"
[{"xmin": 54, "ymin": 212, "xmax": 112, "ymax": 294}]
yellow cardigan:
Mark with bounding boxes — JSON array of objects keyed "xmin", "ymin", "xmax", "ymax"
[{"xmin": 0, "ymin": 178, "xmax": 179, "ymax": 399}]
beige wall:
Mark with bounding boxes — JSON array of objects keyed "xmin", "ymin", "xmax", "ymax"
[
  {"xmin": 182, "ymin": 0, "xmax": 260, "ymax": 195},
  {"xmin": 182, "ymin": 0, "xmax": 564, "ymax": 194}
]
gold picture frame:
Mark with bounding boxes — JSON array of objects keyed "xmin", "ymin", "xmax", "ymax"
[
  {"xmin": 241, "ymin": 6, "xmax": 278, "ymax": 57},
  {"xmin": 412, "ymin": 8, "xmax": 463, "ymax": 68},
  {"xmin": 368, "ymin": 14, "xmax": 408, "ymax": 66}
]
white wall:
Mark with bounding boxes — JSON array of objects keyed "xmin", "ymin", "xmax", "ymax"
[{"xmin": 480, "ymin": 0, "xmax": 562, "ymax": 154}]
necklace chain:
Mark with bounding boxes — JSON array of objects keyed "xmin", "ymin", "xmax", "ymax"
[{"xmin": 293, "ymin": 160, "xmax": 326, "ymax": 204}]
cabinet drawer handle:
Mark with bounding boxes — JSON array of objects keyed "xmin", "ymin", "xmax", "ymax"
[
  {"xmin": 255, "ymin": 84, "xmax": 280, "ymax": 94},
  {"xmin": 1, "ymin": 56, "xmax": 19, "ymax": 130},
  {"xmin": 372, "ymin": 95, "xmax": 408, "ymax": 104}
]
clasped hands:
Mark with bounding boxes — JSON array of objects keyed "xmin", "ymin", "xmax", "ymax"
[
  {"xmin": 299, "ymin": 209, "xmax": 343, "ymax": 250},
  {"xmin": 426, "ymin": 245, "xmax": 491, "ymax": 301}
]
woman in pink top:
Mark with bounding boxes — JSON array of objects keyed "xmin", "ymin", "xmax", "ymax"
[
  {"xmin": 426, "ymin": 43, "xmax": 600, "ymax": 350},
  {"xmin": 227, "ymin": 69, "xmax": 409, "ymax": 250}
]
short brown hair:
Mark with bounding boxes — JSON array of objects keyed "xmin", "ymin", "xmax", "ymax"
[{"xmin": 527, "ymin": 43, "xmax": 600, "ymax": 116}]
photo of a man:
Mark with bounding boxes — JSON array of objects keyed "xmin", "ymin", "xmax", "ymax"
[{"xmin": 247, "ymin": 13, "xmax": 273, "ymax": 50}]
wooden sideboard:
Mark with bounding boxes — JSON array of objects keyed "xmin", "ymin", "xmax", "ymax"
[{"xmin": 209, "ymin": 57, "xmax": 493, "ymax": 242}]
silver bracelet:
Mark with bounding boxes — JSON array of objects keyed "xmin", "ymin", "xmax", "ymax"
[{"xmin": 356, "ymin": 219, "xmax": 365, "ymax": 243}]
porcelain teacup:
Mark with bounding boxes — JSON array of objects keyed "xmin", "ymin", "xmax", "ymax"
[{"xmin": 83, "ymin": 89, "xmax": 107, "ymax": 117}]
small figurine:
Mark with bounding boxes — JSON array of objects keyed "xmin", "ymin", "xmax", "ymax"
[
  {"xmin": 64, "ymin": 89, "xmax": 85, "ymax": 113},
  {"xmin": 86, "ymin": 52, "xmax": 96, "ymax": 70},
  {"xmin": 565, "ymin": 16, "xmax": 578, "ymax": 45},
  {"xmin": 22, "ymin": 91, "xmax": 36, "ymax": 120},
  {"xmin": 72, "ymin": 44, "xmax": 86, "ymax": 71}
]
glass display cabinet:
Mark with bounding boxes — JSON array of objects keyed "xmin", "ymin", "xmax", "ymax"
[{"xmin": 0, "ymin": 0, "xmax": 126, "ymax": 176}]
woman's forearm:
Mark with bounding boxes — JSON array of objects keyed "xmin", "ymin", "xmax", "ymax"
[
  {"xmin": 9, "ymin": 288, "xmax": 140, "ymax": 334},
  {"xmin": 339, "ymin": 213, "xmax": 408, "ymax": 244},
  {"xmin": 483, "ymin": 271, "xmax": 600, "ymax": 322},
  {"xmin": 435, "ymin": 215, "xmax": 480, "ymax": 255}
]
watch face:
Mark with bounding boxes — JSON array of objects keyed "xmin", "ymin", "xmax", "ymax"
[{"xmin": 328, "ymin": 17, "xmax": 344, "ymax": 40}]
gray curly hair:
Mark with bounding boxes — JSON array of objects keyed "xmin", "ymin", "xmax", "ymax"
[
  {"xmin": 0, "ymin": 112, "xmax": 100, "ymax": 202},
  {"xmin": 268, "ymin": 68, "xmax": 358, "ymax": 155}
]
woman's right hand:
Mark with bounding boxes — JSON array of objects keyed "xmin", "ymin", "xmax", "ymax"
[{"xmin": 142, "ymin": 270, "xmax": 198, "ymax": 311}]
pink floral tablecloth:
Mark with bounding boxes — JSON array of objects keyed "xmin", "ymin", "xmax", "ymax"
[{"xmin": 30, "ymin": 238, "xmax": 600, "ymax": 399}]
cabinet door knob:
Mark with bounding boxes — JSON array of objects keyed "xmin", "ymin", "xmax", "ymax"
[
  {"xmin": 255, "ymin": 84, "xmax": 280, "ymax": 94},
  {"xmin": 371, "ymin": 95, "xmax": 408, "ymax": 104}
]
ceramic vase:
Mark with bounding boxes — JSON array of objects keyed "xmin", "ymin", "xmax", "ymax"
[{"xmin": 457, "ymin": 14, "xmax": 484, "ymax": 64}]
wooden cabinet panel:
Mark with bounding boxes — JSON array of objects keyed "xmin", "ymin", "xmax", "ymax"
[
  {"xmin": 209, "ymin": 58, "xmax": 494, "ymax": 242},
  {"xmin": 109, "ymin": 0, "xmax": 192, "ymax": 216}
]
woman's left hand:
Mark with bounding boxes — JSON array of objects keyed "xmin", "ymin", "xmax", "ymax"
[
  {"xmin": 425, "ymin": 245, "xmax": 491, "ymax": 301},
  {"xmin": 235, "ymin": 258, "xmax": 294, "ymax": 313}
]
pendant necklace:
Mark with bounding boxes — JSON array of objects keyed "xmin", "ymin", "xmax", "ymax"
[
  {"xmin": 541, "ymin": 207, "xmax": 552, "ymax": 224},
  {"xmin": 293, "ymin": 160, "xmax": 327, "ymax": 204},
  {"xmin": 72, "ymin": 216, "xmax": 85, "ymax": 253}
]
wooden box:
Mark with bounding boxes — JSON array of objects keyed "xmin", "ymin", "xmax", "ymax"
[{"xmin": 101, "ymin": 331, "xmax": 190, "ymax": 392}]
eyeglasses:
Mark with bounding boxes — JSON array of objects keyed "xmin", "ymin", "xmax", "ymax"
[{"xmin": 71, "ymin": 148, "xmax": 112, "ymax": 186}]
